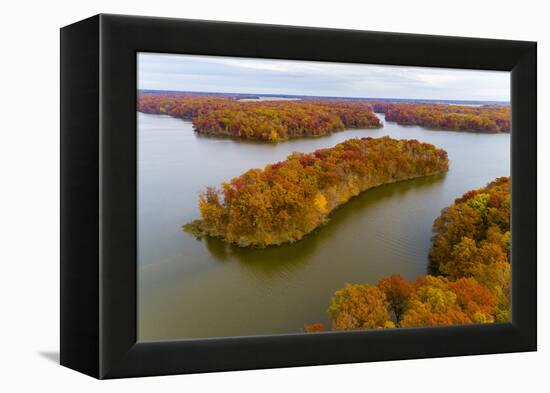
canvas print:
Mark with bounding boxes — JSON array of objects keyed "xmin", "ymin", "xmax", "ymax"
[{"xmin": 137, "ymin": 53, "xmax": 511, "ymax": 341}]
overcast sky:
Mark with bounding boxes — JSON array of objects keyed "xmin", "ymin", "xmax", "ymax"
[{"xmin": 138, "ymin": 52, "xmax": 510, "ymax": 102}]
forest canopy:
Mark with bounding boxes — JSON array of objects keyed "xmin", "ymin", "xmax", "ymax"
[
  {"xmin": 137, "ymin": 93, "xmax": 382, "ymax": 142},
  {"xmin": 138, "ymin": 94, "xmax": 510, "ymax": 139},
  {"xmin": 184, "ymin": 136, "xmax": 449, "ymax": 247},
  {"xmin": 309, "ymin": 177, "xmax": 511, "ymax": 332},
  {"xmin": 326, "ymin": 275, "xmax": 499, "ymax": 330},
  {"xmin": 372, "ymin": 102, "xmax": 510, "ymax": 133}
]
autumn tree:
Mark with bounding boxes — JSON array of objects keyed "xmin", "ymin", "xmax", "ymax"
[
  {"xmin": 398, "ymin": 275, "xmax": 496, "ymax": 327},
  {"xmin": 399, "ymin": 276, "xmax": 472, "ymax": 327},
  {"xmin": 327, "ymin": 275, "xmax": 499, "ymax": 330},
  {"xmin": 447, "ymin": 278, "xmax": 497, "ymax": 323},
  {"xmin": 328, "ymin": 284, "xmax": 395, "ymax": 329},
  {"xmin": 377, "ymin": 275, "xmax": 412, "ymax": 323},
  {"xmin": 469, "ymin": 261, "xmax": 510, "ymax": 322},
  {"xmin": 430, "ymin": 177, "xmax": 510, "ymax": 277}
]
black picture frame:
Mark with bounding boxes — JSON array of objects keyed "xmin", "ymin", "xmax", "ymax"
[{"xmin": 60, "ymin": 14, "xmax": 537, "ymax": 379}]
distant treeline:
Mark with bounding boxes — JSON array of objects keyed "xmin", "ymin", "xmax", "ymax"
[
  {"xmin": 184, "ymin": 137, "xmax": 449, "ymax": 247},
  {"xmin": 371, "ymin": 102, "xmax": 510, "ymax": 133},
  {"xmin": 137, "ymin": 93, "xmax": 381, "ymax": 142},
  {"xmin": 307, "ymin": 177, "xmax": 510, "ymax": 332},
  {"xmin": 138, "ymin": 90, "xmax": 508, "ymax": 106},
  {"xmin": 138, "ymin": 93, "xmax": 510, "ymax": 137}
]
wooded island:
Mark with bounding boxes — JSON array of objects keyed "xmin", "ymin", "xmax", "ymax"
[{"xmin": 184, "ymin": 137, "xmax": 449, "ymax": 247}]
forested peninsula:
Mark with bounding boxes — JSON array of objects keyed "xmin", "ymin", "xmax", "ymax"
[
  {"xmin": 372, "ymin": 102, "xmax": 510, "ymax": 133},
  {"xmin": 308, "ymin": 177, "xmax": 511, "ymax": 331},
  {"xmin": 184, "ymin": 137, "xmax": 449, "ymax": 247},
  {"xmin": 138, "ymin": 93, "xmax": 382, "ymax": 142}
]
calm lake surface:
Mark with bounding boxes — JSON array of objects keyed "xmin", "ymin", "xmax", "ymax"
[{"xmin": 138, "ymin": 112, "xmax": 510, "ymax": 341}]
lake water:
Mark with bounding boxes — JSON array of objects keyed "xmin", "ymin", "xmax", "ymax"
[{"xmin": 137, "ymin": 112, "xmax": 510, "ymax": 341}]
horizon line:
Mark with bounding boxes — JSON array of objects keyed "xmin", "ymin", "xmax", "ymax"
[{"xmin": 137, "ymin": 89, "xmax": 511, "ymax": 104}]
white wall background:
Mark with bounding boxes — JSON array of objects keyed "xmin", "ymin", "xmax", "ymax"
[{"xmin": 0, "ymin": 0, "xmax": 546, "ymax": 390}]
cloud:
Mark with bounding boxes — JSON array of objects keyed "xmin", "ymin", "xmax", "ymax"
[{"xmin": 138, "ymin": 53, "xmax": 510, "ymax": 102}]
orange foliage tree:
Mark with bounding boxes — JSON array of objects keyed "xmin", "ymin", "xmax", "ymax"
[
  {"xmin": 327, "ymin": 274, "xmax": 499, "ymax": 330},
  {"xmin": 377, "ymin": 275, "xmax": 412, "ymax": 323},
  {"xmin": 430, "ymin": 178, "xmax": 510, "ymax": 275},
  {"xmin": 399, "ymin": 276, "xmax": 497, "ymax": 327},
  {"xmin": 328, "ymin": 284, "xmax": 395, "ymax": 329}
]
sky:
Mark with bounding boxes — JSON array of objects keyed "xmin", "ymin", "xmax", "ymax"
[{"xmin": 138, "ymin": 52, "xmax": 510, "ymax": 102}]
